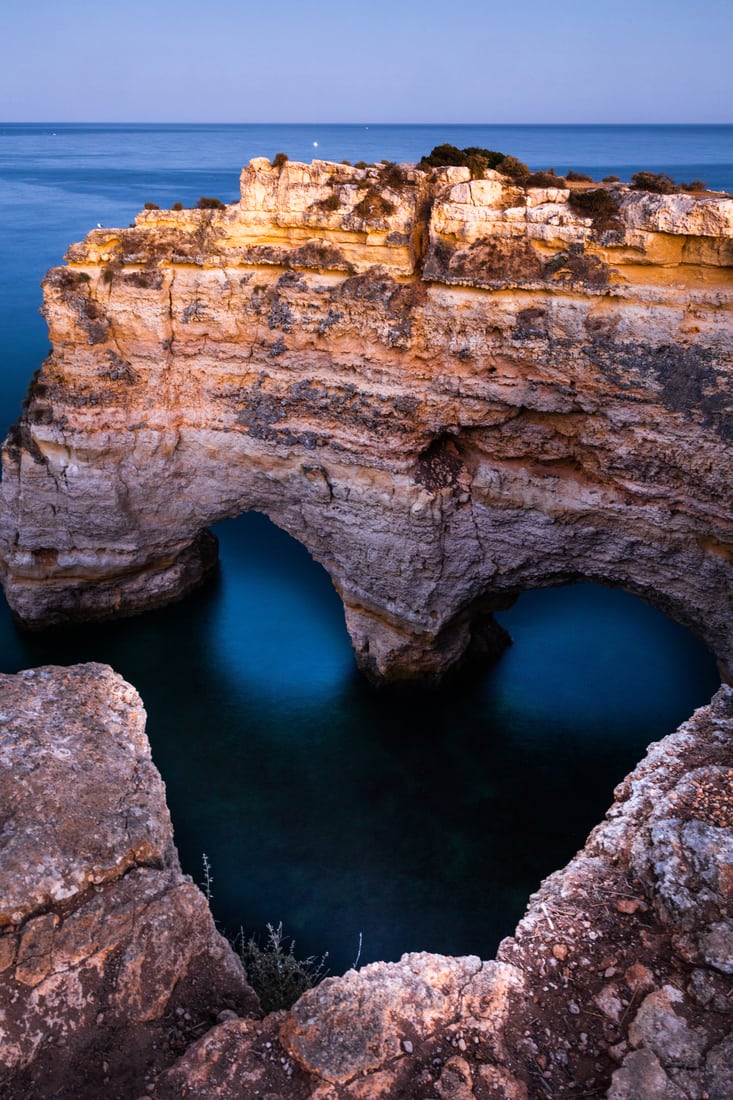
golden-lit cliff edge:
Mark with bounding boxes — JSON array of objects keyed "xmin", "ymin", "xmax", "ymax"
[{"xmin": 2, "ymin": 159, "xmax": 732, "ymax": 681}]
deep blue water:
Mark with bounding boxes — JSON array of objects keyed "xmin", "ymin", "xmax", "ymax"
[{"xmin": 0, "ymin": 124, "xmax": 723, "ymax": 970}]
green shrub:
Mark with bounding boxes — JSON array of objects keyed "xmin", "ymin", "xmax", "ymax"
[
  {"xmin": 566, "ymin": 170, "xmax": 594, "ymax": 182},
  {"xmin": 462, "ymin": 146, "xmax": 506, "ymax": 169},
  {"xmin": 197, "ymin": 196, "xmax": 225, "ymax": 209},
  {"xmin": 239, "ymin": 923, "xmax": 328, "ymax": 1014},
  {"xmin": 272, "ymin": 152, "xmax": 288, "ymax": 169},
  {"xmin": 497, "ymin": 155, "xmax": 531, "ymax": 184},
  {"xmin": 143, "ymin": 202, "xmax": 160, "ymax": 210},
  {"xmin": 172, "ymin": 201, "xmax": 183, "ymax": 211},
  {"xmin": 465, "ymin": 154, "xmax": 488, "ymax": 179},
  {"xmin": 630, "ymin": 171, "xmax": 678, "ymax": 194},
  {"xmin": 680, "ymin": 179, "xmax": 707, "ymax": 192},
  {"xmin": 354, "ymin": 160, "xmax": 368, "ymax": 169},
  {"xmin": 602, "ymin": 175, "xmax": 620, "ymax": 183},
  {"xmin": 419, "ymin": 144, "xmax": 506, "ymax": 170},
  {"xmin": 527, "ymin": 170, "xmax": 567, "ymax": 187},
  {"xmin": 419, "ymin": 143, "xmax": 465, "ymax": 168}
]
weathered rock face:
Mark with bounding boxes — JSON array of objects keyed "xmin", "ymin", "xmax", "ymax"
[
  {"xmin": 3, "ymin": 665, "xmax": 732, "ymax": 1098},
  {"xmin": 1, "ymin": 159, "xmax": 732, "ymax": 681},
  {"xmin": 153, "ymin": 686, "xmax": 733, "ymax": 1100},
  {"xmin": 0, "ymin": 664, "xmax": 259, "ymax": 1100}
]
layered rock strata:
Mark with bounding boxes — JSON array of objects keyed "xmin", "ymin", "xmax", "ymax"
[
  {"xmin": 1, "ymin": 159, "xmax": 732, "ymax": 681},
  {"xmin": 3, "ymin": 665, "xmax": 732, "ymax": 1098},
  {"xmin": 0, "ymin": 664, "xmax": 259, "ymax": 1100}
]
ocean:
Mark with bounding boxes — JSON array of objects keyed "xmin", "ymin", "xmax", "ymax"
[{"xmin": 0, "ymin": 123, "xmax": 725, "ymax": 970}]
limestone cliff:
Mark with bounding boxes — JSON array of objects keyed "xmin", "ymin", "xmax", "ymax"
[
  {"xmin": 1, "ymin": 159, "xmax": 732, "ymax": 681},
  {"xmin": 2, "ymin": 665, "xmax": 732, "ymax": 1099}
]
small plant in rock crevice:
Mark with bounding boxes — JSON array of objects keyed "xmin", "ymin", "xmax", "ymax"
[{"xmin": 238, "ymin": 922, "xmax": 328, "ymax": 1013}]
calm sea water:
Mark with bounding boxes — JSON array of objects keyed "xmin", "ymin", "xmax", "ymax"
[{"xmin": 0, "ymin": 124, "xmax": 724, "ymax": 970}]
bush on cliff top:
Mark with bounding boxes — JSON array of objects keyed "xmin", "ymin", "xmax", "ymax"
[
  {"xmin": 630, "ymin": 171, "xmax": 678, "ymax": 194},
  {"xmin": 419, "ymin": 144, "xmax": 561, "ymax": 185},
  {"xmin": 629, "ymin": 171, "xmax": 708, "ymax": 195},
  {"xmin": 419, "ymin": 143, "xmax": 506, "ymax": 171},
  {"xmin": 526, "ymin": 169, "xmax": 567, "ymax": 188}
]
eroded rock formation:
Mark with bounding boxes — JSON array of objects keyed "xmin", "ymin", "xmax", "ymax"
[
  {"xmin": 0, "ymin": 664, "xmax": 259, "ymax": 1100},
  {"xmin": 2, "ymin": 665, "xmax": 732, "ymax": 1098},
  {"xmin": 1, "ymin": 159, "xmax": 732, "ymax": 681},
  {"xmin": 154, "ymin": 685, "xmax": 733, "ymax": 1100}
]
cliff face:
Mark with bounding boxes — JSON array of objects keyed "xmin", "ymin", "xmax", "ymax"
[
  {"xmin": 3, "ymin": 666, "xmax": 732, "ymax": 1099},
  {"xmin": 1, "ymin": 159, "xmax": 732, "ymax": 680}
]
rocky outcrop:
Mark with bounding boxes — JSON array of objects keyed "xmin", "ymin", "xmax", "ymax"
[
  {"xmin": 156, "ymin": 686, "xmax": 733, "ymax": 1100},
  {"xmin": 6, "ymin": 664, "xmax": 730, "ymax": 1098},
  {"xmin": 1, "ymin": 159, "xmax": 732, "ymax": 681},
  {"xmin": 0, "ymin": 663, "xmax": 259, "ymax": 1100}
]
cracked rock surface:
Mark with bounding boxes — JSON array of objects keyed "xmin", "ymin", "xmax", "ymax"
[
  {"xmin": 157, "ymin": 687, "xmax": 733, "ymax": 1099},
  {"xmin": 1, "ymin": 665, "xmax": 732, "ymax": 1097},
  {"xmin": 0, "ymin": 663, "xmax": 259, "ymax": 1100}
]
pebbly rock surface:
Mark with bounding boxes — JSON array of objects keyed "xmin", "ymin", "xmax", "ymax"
[
  {"xmin": 0, "ymin": 663, "xmax": 259, "ymax": 1100},
  {"xmin": 1, "ymin": 159, "xmax": 732, "ymax": 682},
  {"xmin": 150, "ymin": 687, "xmax": 733, "ymax": 1100}
]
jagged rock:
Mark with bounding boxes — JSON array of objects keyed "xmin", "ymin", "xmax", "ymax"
[
  {"xmin": 607, "ymin": 1048, "xmax": 688, "ymax": 1100},
  {"xmin": 2, "ymin": 666, "xmax": 732, "ymax": 1097},
  {"xmin": 1, "ymin": 159, "xmax": 732, "ymax": 683},
  {"xmin": 0, "ymin": 664, "xmax": 258, "ymax": 1100},
  {"xmin": 279, "ymin": 953, "xmax": 523, "ymax": 1084},
  {"xmin": 627, "ymin": 986, "xmax": 706, "ymax": 1067}
]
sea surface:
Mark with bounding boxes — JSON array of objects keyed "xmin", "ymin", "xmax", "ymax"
[{"xmin": 0, "ymin": 124, "xmax": 725, "ymax": 970}]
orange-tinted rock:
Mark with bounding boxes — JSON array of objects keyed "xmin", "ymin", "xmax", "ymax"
[{"xmin": 1, "ymin": 160, "xmax": 732, "ymax": 683}]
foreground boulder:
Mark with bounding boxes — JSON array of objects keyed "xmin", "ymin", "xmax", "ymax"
[
  {"xmin": 2, "ymin": 664, "xmax": 731, "ymax": 1097},
  {"xmin": 0, "ymin": 664, "xmax": 259, "ymax": 1100}
]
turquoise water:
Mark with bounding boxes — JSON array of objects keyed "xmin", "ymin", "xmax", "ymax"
[{"xmin": 0, "ymin": 124, "xmax": 723, "ymax": 970}]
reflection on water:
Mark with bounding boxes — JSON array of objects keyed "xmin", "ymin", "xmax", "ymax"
[{"xmin": 0, "ymin": 513, "xmax": 719, "ymax": 971}]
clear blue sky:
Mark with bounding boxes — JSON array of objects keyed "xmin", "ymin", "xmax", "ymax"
[{"xmin": 2, "ymin": 0, "xmax": 731, "ymax": 123}]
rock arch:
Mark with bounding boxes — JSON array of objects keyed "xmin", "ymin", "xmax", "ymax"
[{"xmin": 1, "ymin": 159, "xmax": 732, "ymax": 683}]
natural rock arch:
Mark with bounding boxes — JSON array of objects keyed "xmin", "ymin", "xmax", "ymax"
[{"xmin": 1, "ymin": 158, "xmax": 732, "ymax": 683}]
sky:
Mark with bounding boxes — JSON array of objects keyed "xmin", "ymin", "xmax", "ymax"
[{"xmin": 1, "ymin": 0, "xmax": 731, "ymax": 124}]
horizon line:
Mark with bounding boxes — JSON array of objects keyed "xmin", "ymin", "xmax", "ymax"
[{"xmin": 2, "ymin": 120, "xmax": 732, "ymax": 128}]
